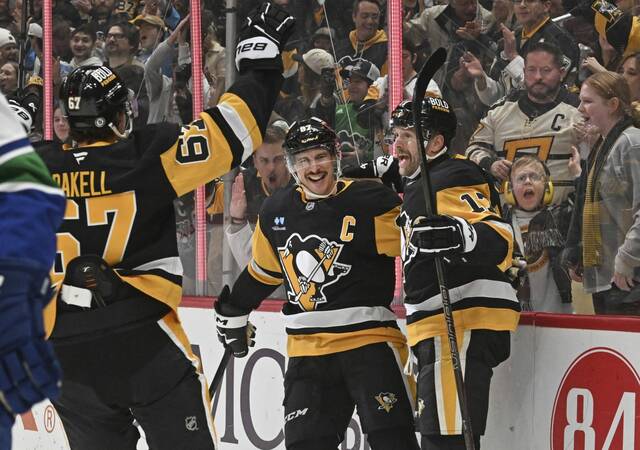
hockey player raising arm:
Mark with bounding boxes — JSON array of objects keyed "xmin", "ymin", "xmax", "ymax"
[
  {"xmin": 0, "ymin": 92, "xmax": 65, "ymax": 450},
  {"xmin": 35, "ymin": 3, "xmax": 295, "ymax": 449},
  {"xmin": 215, "ymin": 118, "xmax": 420, "ymax": 450},
  {"xmin": 391, "ymin": 98, "xmax": 520, "ymax": 449}
]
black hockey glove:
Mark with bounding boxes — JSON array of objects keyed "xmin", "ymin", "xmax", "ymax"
[
  {"xmin": 214, "ymin": 286, "xmax": 256, "ymax": 358},
  {"xmin": 342, "ymin": 154, "xmax": 402, "ymax": 192},
  {"xmin": 235, "ymin": 2, "xmax": 296, "ymax": 73},
  {"xmin": 411, "ymin": 215, "xmax": 477, "ymax": 256}
]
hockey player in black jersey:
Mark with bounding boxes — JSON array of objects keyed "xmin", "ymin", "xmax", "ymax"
[
  {"xmin": 35, "ymin": 3, "xmax": 295, "ymax": 449},
  {"xmin": 347, "ymin": 98, "xmax": 520, "ymax": 448},
  {"xmin": 391, "ymin": 98, "xmax": 520, "ymax": 449},
  {"xmin": 215, "ymin": 117, "xmax": 420, "ymax": 450}
]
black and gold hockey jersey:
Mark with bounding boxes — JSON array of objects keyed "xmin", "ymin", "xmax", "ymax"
[
  {"xmin": 232, "ymin": 179, "xmax": 407, "ymax": 357},
  {"xmin": 400, "ymin": 155, "xmax": 520, "ymax": 347},
  {"xmin": 37, "ymin": 70, "xmax": 283, "ymax": 335}
]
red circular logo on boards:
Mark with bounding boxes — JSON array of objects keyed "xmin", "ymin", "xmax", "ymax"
[{"xmin": 551, "ymin": 347, "xmax": 640, "ymax": 450}]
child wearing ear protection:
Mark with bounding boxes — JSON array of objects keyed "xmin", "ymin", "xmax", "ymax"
[{"xmin": 502, "ymin": 156, "xmax": 575, "ymax": 313}]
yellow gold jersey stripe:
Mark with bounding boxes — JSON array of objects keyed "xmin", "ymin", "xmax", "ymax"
[
  {"xmin": 252, "ymin": 219, "xmax": 282, "ymax": 274},
  {"xmin": 374, "ymin": 205, "xmax": 401, "ymax": 257},
  {"xmin": 406, "ymin": 307, "xmax": 519, "ymax": 346},
  {"xmin": 117, "ymin": 273, "xmax": 182, "ymax": 311},
  {"xmin": 435, "ymin": 184, "xmax": 494, "ymax": 223},
  {"xmin": 248, "ymin": 259, "xmax": 282, "ymax": 286},
  {"xmin": 160, "ymin": 116, "xmax": 232, "ymax": 197},
  {"xmin": 287, "ymin": 326, "xmax": 407, "ymax": 357},
  {"xmin": 482, "ymin": 220, "xmax": 514, "ymax": 272}
]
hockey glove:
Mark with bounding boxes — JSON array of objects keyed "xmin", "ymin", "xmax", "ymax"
[
  {"xmin": 235, "ymin": 2, "xmax": 296, "ymax": 73},
  {"xmin": 214, "ymin": 286, "xmax": 256, "ymax": 358},
  {"xmin": 411, "ymin": 215, "xmax": 477, "ymax": 256},
  {"xmin": 0, "ymin": 259, "xmax": 61, "ymax": 428}
]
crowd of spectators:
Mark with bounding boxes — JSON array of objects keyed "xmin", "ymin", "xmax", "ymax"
[{"xmin": 8, "ymin": 0, "xmax": 640, "ymax": 315}]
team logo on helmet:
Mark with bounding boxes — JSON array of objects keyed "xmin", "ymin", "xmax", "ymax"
[{"xmin": 278, "ymin": 233, "xmax": 351, "ymax": 311}]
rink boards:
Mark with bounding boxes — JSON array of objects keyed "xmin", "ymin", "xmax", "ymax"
[{"xmin": 11, "ymin": 300, "xmax": 640, "ymax": 449}]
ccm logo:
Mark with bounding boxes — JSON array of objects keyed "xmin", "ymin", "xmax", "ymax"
[{"xmin": 285, "ymin": 408, "xmax": 308, "ymax": 422}]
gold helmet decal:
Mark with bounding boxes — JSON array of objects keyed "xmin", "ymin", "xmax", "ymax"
[{"xmin": 278, "ymin": 233, "xmax": 351, "ymax": 311}]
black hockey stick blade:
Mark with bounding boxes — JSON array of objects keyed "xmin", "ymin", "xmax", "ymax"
[
  {"xmin": 209, "ymin": 346, "xmax": 232, "ymax": 400},
  {"xmin": 412, "ymin": 47, "xmax": 447, "ymax": 119}
]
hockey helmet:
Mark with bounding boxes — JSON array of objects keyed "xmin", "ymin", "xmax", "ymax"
[
  {"xmin": 390, "ymin": 97, "xmax": 457, "ymax": 144},
  {"xmin": 60, "ymin": 65, "xmax": 132, "ymax": 138},
  {"xmin": 284, "ymin": 117, "xmax": 341, "ymax": 189},
  {"xmin": 7, "ymin": 99, "xmax": 33, "ymax": 132}
]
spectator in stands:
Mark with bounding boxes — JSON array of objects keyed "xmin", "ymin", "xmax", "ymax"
[
  {"xmin": 226, "ymin": 121, "xmax": 292, "ymax": 268},
  {"xmin": 277, "ymin": 48, "xmax": 335, "ymax": 123},
  {"xmin": 470, "ymin": 0, "xmax": 580, "ymax": 107},
  {"xmin": 564, "ymin": 71, "xmax": 640, "ymax": 316},
  {"xmin": 133, "ymin": 14, "xmax": 166, "ymax": 64},
  {"xmin": 337, "ymin": 0, "xmax": 388, "ymax": 76},
  {"xmin": 336, "ymin": 59, "xmax": 382, "ymax": 167},
  {"xmin": 143, "ymin": 14, "xmax": 189, "ymax": 123},
  {"xmin": 503, "ymin": 155, "xmax": 575, "ymax": 312},
  {"xmin": 69, "ymin": 24, "xmax": 103, "ymax": 69},
  {"xmin": 309, "ymin": 27, "xmax": 335, "ymax": 53},
  {"xmin": 373, "ymin": 35, "xmax": 441, "ymax": 102},
  {"xmin": 580, "ymin": 34, "xmax": 622, "ymax": 77},
  {"xmin": 467, "ymin": 42, "xmax": 582, "ymax": 205},
  {"xmin": 90, "ymin": 0, "xmax": 118, "ymax": 35},
  {"xmin": 404, "ymin": 0, "xmax": 495, "ymax": 84},
  {"xmin": 0, "ymin": 27, "xmax": 17, "ymax": 66},
  {"xmin": 486, "ymin": 0, "xmax": 517, "ymax": 43},
  {"xmin": 105, "ymin": 21, "xmax": 143, "ymax": 69},
  {"xmin": 0, "ymin": 60, "xmax": 18, "ymax": 96},
  {"xmin": 53, "ymin": 104, "xmax": 70, "ymax": 143},
  {"xmin": 0, "ymin": 0, "xmax": 11, "ymax": 29},
  {"xmin": 620, "ymin": 53, "xmax": 640, "ymax": 102},
  {"xmin": 53, "ymin": 19, "xmax": 73, "ymax": 63}
]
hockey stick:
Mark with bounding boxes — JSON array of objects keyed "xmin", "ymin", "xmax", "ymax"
[
  {"xmin": 412, "ymin": 47, "xmax": 476, "ymax": 450},
  {"xmin": 209, "ymin": 347, "xmax": 232, "ymax": 401}
]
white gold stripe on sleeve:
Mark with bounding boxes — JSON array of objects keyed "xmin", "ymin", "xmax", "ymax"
[
  {"xmin": 133, "ymin": 257, "xmax": 183, "ymax": 276},
  {"xmin": 285, "ymin": 306, "xmax": 397, "ymax": 329},
  {"xmin": 250, "ymin": 259, "xmax": 281, "ymax": 282},
  {"xmin": 404, "ymin": 279, "xmax": 518, "ymax": 315},
  {"xmin": 217, "ymin": 101, "xmax": 255, "ymax": 162}
]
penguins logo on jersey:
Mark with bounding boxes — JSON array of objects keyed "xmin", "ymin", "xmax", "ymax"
[
  {"xmin": 277, "ymin": 233, "xmax": 351, "ymax": 311},
  {"xmin": 396, "ymin": 211, "xmax": 418, "ymax": 269}
]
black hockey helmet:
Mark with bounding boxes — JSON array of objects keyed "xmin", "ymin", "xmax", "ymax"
[
  {"xmin": 284, "ymin": 117, "xmax": 338, "ymax": 156},
  {"xmin": 284, "ymin": 117, "xmax": 341, "ymax": 188},
  {"xmin": 390, "ymin": 97, "xmax": 457, "ymax": 144},
  {"xmin": 60, "ymin": 65, "xmax": 132, "ymax": 138}
]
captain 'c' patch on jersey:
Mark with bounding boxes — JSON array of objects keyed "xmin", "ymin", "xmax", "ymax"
[{"xmin": 277, "ymin": 233, "xmax": 351, "ymax": 312}]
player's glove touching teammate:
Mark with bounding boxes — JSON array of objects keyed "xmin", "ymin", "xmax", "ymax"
[
  {"xmin": 235, "ymin": 2, "xmax": 296, "ymax": 73},
  {"xmin": 215, "ymin": 286, "xmax": 256, "ymax": 358},
  {"xmin": 411, "ymin": 215, "xmax": 478, "ymax": 257},
  {"xmin": 0, "ymin": 259, "xmax": 61, "ymax": 428}
]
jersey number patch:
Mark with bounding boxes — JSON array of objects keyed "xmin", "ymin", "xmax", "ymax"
[{"xmin": 53, "ymin": 191, "xmax": 137, "ymax": 286}]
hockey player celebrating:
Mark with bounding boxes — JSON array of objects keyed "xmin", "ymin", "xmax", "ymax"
[
  {"xmin": 215, "ymin": 117, "xmax": 420, "ymax": 450},
  {"xmin": 391, "ymin": 97, "xmax": 520, "ymax": 449},
  {"xmin": 35, "ymin": 3, "xmax": 295, "ymax": 449},
  {"xmin": 0, "ymin": 93, "xmax": 65, "ymax": 450}
]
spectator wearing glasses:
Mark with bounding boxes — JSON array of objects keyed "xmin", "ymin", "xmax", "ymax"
[
  {"xmin": 105, "ymin": 21, "xmax": 143, "ymax": 69},
  {"xmin": 502, "ymin": 155, "xmax": 576, "ymax": 312}
]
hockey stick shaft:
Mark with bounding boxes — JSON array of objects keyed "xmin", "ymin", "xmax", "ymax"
[
  {"xmin": 209, "ymin": 346, "xmax": 232, "ymax": 401},
  {"xmin": 412, "ymin": 48, "xmax": 476, "ymax": 450}
]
